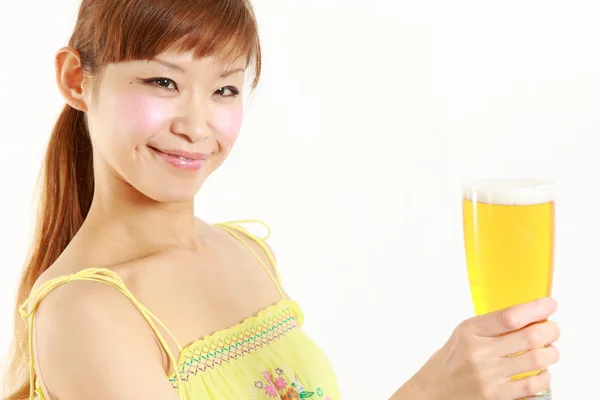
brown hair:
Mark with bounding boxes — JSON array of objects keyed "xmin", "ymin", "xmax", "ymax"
[{"xmin": 4, "ymin": 0, "xmax": 261, "ymax": 398}]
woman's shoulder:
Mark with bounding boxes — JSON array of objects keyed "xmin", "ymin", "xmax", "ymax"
[
  {"xmin": 24, "ymin": 260, "xmax": 181, "ymax": 400},
  {"xmin": 25, "ymin": 239, "xmax": 182, "ymax": 337},
  {"xmin": 28, "ymin": 249, "xmax": 159, "ymax": 302},
  {"xmin": 27, "ymin": 256, "xmax": 162, "ymax": 337}
]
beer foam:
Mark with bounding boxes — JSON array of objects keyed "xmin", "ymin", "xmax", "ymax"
[{"xmin": 462, "ymin": 179, "xmax": 554, "ymax": 205}]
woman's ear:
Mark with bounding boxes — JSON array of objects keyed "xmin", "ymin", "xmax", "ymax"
[{"xmin": 55, "ymin": 46, "xmax": 89, "ymax": 112}]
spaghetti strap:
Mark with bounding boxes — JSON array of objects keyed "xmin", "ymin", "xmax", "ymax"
[
  {"xmin": 18, "ymin": 268, "xmax": 186, "ymax": 400},
  {"xmin": 214, "ymin": 219, "xmax": 286, "ymax": 300}
]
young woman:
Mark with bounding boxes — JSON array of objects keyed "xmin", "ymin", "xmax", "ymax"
[{"xmin": 4, "ymin": 0, "xmax": 560, "ymax": 399}]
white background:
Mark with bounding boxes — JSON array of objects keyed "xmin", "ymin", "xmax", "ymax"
[{"xmin": 1, "ymin": 0, "xmax": 599, "ymax": 398}]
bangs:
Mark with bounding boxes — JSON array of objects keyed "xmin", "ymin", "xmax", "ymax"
[{"xmin": 89, "ymin": 0, "xmax": 261, "ymax": 87}]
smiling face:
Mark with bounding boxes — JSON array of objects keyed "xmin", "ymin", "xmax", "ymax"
[{"xmin": 81, "ymin": 50, "xmax": 247, "ymax": 203}]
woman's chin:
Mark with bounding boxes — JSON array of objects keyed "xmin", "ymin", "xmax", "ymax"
[{"xmin": 137, "ymin": 185, "xmax": 201, "ymax": 204}]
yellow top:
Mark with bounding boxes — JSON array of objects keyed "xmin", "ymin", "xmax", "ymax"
[{"xmin": 19, "ymin": 220, "xmax": 340, "ymax": 400}]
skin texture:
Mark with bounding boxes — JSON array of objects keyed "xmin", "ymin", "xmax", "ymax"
[{"xmin": 32, "ymin": 47, "xmax": 286, "ymax": 400}]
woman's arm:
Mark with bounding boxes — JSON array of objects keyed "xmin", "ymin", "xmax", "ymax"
[{"xmin": 33, "ymin": 280, "xmax": 181, "ymax": 400}]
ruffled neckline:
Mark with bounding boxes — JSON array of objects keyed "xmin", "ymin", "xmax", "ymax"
[{"xmin": 172, "ymin": 298, "xmax": 304, "ymax": 369}]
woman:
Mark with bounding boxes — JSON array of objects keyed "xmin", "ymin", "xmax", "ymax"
[{"xmin": 4, "ymin": 0, "xmax": 560, "ymax": 399}]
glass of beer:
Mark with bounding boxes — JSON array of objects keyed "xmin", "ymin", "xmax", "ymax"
[{"xmin": 462, "ymin": 178, "xmax": 555, "ymax": 400}]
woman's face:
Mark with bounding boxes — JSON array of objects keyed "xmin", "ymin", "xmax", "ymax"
[{"xmin": 83, "ymin": 50, "xmax": 246, "ymax": 203}]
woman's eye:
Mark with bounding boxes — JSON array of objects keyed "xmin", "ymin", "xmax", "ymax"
[
  {"xmin": 215, "ymin": 86, "xmax": 240, "ymax": 98},
  {"xmin": 144, "ymin": 78, "xmax": 178, "ymax": 91}
]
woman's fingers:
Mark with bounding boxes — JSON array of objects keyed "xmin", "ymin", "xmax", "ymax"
[
  {"xmin": 492, "ymin": 320, "xmax": 561, "ymax": 357},
  {"xmin": 502, "ymin": 369, "xmax": 552, "ymax": 399},
  {"xmin": 472, "ymin": 298, "xmax": 558, "ymax": 338},
  {"xmin": 501, "ymin": 344, "xmax": 560, "ymax": 378}
]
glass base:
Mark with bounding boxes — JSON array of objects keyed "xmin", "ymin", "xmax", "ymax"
[{"xmin": 519, "ymin": 388, "xmax": 551, "ymax": 400}]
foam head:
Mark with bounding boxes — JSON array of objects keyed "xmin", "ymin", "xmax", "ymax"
[{"xmin": 462, "ymin": 179, "xmax": 554, "ymax": 206}]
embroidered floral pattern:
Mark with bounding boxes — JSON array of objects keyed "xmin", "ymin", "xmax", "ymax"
[
  {"xmin": 275, "ymin": 377, "xmax": 287, "ymax": 390},
  {"xmin": 281, "ymin": 387, "xmax": 300, "ymax": 400},
  {"xmin": 249, "ymin": 368, "xmax": 332, "ymax": 399}
]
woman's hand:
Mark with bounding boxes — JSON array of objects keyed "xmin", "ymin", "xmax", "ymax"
[{"xmin": 392, "ymin": 297, "xmax": 560, "ymax": 400}]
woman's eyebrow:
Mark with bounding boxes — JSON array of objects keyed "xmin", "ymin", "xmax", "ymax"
[{"xmin": 148, "ymin": 57, "xmax": 185, "ymax": 72}]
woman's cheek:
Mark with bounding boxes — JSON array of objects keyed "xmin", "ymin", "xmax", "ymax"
[
  {"xmin": 112, "ymin": 92, "xmax": 170, "ymax": 142},
  {"xmin": 213, "ymin": 105, "xmax": 243, "ymax": 142}
]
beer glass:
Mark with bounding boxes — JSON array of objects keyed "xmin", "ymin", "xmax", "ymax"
[{"xmin": 462, "ymin": 179, "xmax": 555, "ymax": 400}]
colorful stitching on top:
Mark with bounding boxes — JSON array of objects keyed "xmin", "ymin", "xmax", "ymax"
[{"xmin": 170, "ymin": 304, "xmax": 301, "ymax": 386}]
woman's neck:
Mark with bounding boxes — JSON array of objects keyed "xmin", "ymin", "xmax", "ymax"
[{"xmin": 81, "ymin": 188, "xmax": 204, "ymax": 252}]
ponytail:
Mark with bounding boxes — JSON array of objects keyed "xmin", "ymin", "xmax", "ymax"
[
  {"xmin": 3, "ymin": 0, "xmax": 263, "ymax": 395},
  {"xmin": 3, "ymin": 105, "xmax": 94, "ymax": 399}
]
